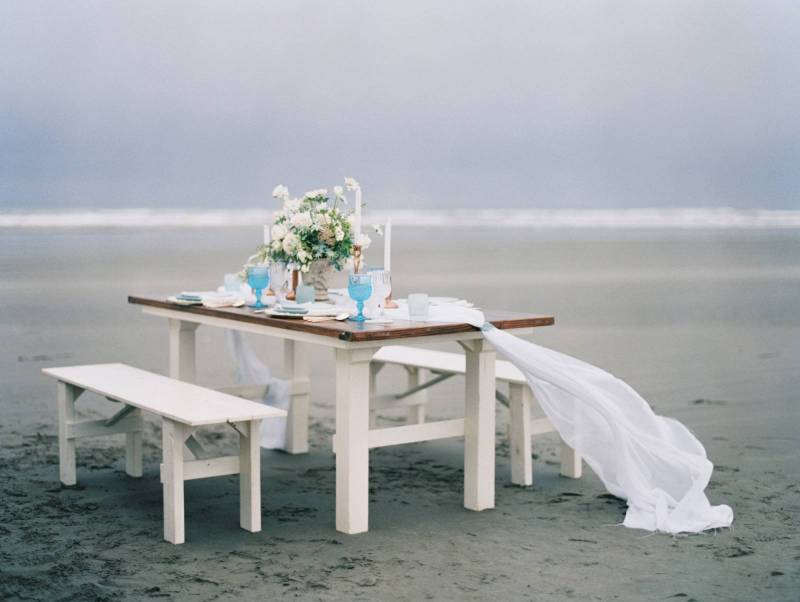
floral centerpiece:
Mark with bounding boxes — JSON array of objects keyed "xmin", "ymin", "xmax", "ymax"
[{"xmin": 244, "ymin": 178, "xmax": 374, "ymax": 301}]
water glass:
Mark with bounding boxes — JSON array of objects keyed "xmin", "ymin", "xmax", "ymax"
[
  {"xmin": 270, "ymin": 262, "xmax": 287, "ymax": 301},
  {"xmin": 296, "ymin": 283, "xmax": 315, "ymax": 305},
  {"xmin": 367, "ymin": 268, "xmax": 391, "ymax": 316},
  {"xmin": 347, "ymin": 273, "xmax": 373, "ymax": 322},
  {"xmin": 224, "ymin": 273, "xmax": 240, "ymax": 293},
  {"xmin": 408, "ymin": 293, "xmax": 429, "ymax": 320},
  {"xmin": 246, "ymin": 265, "xmax": 270, "ymax": 309}
]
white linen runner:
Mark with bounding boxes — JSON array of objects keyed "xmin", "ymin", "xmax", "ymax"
[
  {"xmin": 385, "ymin": 302, "xmax": 733, "ymax": 534},
  {"xmin": 226, "ymin": 331, "xmax": 291, "ymax": 449}
]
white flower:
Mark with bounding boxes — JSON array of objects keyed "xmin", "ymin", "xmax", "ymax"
[
  {"xmin": 357, "ymin": 233, "xmax": 372, "ymax": 248},
  {"xmin": 298, "ymin": 249, "xmax": 311, "ymax": 263},
  {"xmin": 334, "ymin": 226, "xmax": 345, "ymax": 241},
  {"xmin": 333, "ymin": 185, "xmax": 343, "ymax": 198},
  {"xmin": 344, "ymin": 177, "xmax": 360, "ymax": 191},
  {"xmin": 271, "ymin": 240, "xmax": 282, "ymax": 252},
  {"xmin": 372, "ymin": 224, "xmax": 383, "ymax": 236},
  {"xmin": 301, "ymin": 264, "xmax": 310, "ymax": 273},
  {"xmin": 290, "ymin": 211, "xmax": 313, "ymax": 228},
  {"xmin": 304, "ymin": 188, "xmax": 327, "ymax": 199},
  {"xmin": 271, "ymin": 224, "xmax": 287, "ymax": 241},
  {"xmin": 272, "ymin": 184, "xmax": 290, "ymax": 201},
  {"xmin": 284, "ymin": 198, "xmax": 301, "ymax": 212},
  {"xmin": 282, "ymin": 232, "xmax": 299, "ymax": 254}
]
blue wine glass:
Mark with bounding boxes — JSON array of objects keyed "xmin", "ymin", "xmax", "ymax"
[
  {"xmin": 348, "ymin": 273, "xmax": 372, "ymax": 322},
  {"xmin": 247, "ymin": 265, "xmax": 270, "ymax": 309}
]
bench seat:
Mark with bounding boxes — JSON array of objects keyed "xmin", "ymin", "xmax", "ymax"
[
  {"xmin": 43, "ymin": 363, "xmax": 285, "ymax": 544},
  {"xmin": 373, "ymin": 345, "xmax": 527, "ymax": 384}
]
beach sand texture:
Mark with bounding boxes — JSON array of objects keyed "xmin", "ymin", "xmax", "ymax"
[{"xmin": 1, "ymin": 227, "xmax": 798, "ymax": 601}]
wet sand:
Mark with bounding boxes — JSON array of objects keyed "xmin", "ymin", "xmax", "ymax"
[{"xmin": 1, "ymin": 228, "xmax": 798, "ymax": 600}]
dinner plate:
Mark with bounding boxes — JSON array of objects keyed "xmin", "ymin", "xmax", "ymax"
[{"xmin": 264, "ymin": 308, "xmax": 306, "ymax": 319}]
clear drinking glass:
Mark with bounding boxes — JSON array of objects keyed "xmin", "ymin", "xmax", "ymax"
[
  {"xmin": 367, "ymin": 268, "xmax": 391, "ymax": 316},
  {"xmin": 348, "ymin": 273, "xmax": 373, "ymax": 322},
  {"xmin": 296, "ymin": 283, "xmax": 315, "ymax": 305},
  {"xmin": 224, "ymin": 273, "xmax": 240, "ymax": 293},
  {"xmin": 407, "ymin": 293, "xmax": 429, "ymax": 320},
  {"xmin": 247, "ymin": 265, "xmax": 270, "ymax": 309},
  {"xmin": 270, "ymin": 262, "xmax": 287, "ymax": 302}
]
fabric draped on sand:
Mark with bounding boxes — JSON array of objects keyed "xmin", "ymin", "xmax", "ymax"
[
  {"xmin": 225, "ymin": 330, "xmax": 291, "ymax": 450},
  {"xmin": 384, "ymin": 303, "xmax": 733, "ymax": 535}
]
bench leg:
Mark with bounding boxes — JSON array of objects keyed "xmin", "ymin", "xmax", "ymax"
[
  {"xmin": 335, "ymin": 348, "xmax": 372, "ymax": 534},
  {"xmin": 508, "ymin": 383, "xmax": 533, "ymax": 486},
  {"xmin": 560, "ymin": 442, "xmax": 582, "ymax": 478},
  {"xmin": 57, "ymin": 382, "xmax": 78, "ymax": 486},
  {"xmin": 239, "ymin": 419, "xmax": 262, "ymax": 532},
  {"xmin": 125, "ymin": 409, "xmax": 144, "ymax": 478},
  {"xmin": 284, "ymin": 340, "xmax": 310, "ymax": 454},
  {"xmin": 463, "ymin": 339, "xmax": 495, "ymax": 511},
  {"xmin": 162, "ymin": 420, "xmax": 187, "ymax": 544},
  {"xmin": 406, "ymin": 367, "xmax": 427, "ymax": 425}
]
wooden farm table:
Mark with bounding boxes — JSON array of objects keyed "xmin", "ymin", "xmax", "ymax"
[{"xmin": 129, "ymin": 294, "xmax": 554, "ymax": 534}]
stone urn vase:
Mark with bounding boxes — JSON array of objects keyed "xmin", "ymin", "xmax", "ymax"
[{"xmin": 304, "ymin": 259, "xmax": 333, "ymax": 301}]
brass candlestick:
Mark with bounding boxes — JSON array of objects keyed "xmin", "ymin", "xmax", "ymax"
[
  {"xmin": 352, "ymin": 244, "xmax": 363, "ymax": 274},
  {"xmin": 384, "ymin": 292, "xmax": 399, "ymax": 309},
  {"xmin": 285, "ymin": 269, "xmax": 299, "ymax": 300},
  {"xmin": 384, "ymin": 268, "xmax": 398, "ymax": 308}
]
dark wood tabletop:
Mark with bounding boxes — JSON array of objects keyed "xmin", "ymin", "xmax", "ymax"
[{"xmin": 129, "ymin": 294, "xmax": 554, "ymax": 343}]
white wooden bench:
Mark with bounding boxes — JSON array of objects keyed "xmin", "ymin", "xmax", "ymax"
[
  {"xmin": 42, "ymin": 363, "xmax": 286, "ymax": 544},
  {"xmin": 370, "ymin": 346, "xmax": 582, "ymax": 485}
]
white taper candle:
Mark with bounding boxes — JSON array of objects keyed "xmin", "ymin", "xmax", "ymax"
[
  {"xmin": 384, "ymin": 218, "xmax": 392, "ymax": 272},
  {"xmin": 263, "ymin": 224, "xmax": 270, "ymax": 246},
  {"xmin": 354, "ymin": 187, "xmax": 362, "ymax": 240}
]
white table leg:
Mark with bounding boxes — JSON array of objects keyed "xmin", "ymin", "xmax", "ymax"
[
  {"xmin": 406, "ymin": 367, "xmax": 428, "ymax": 425},
  {"xmin": 284, "ymin": 340, "xmax": 310, "ymax": 454},
  {"xmin": 239, "ymin": 419, "xmax": 262, "ymax": 532},
  {"xmin": 368, "ymin": 362, "xmax": 382, "ymax": 429},
  {"xmin": 57, "ymin": 382, "xmax": 79, "ymax": 486},
  {"xmin": 560, "ymin": 442, "xmax": 583, "ymax": 478},
  {"xmin": 125, "ymin": 409, "xmax": 144, "ymax": 478},
  {"xmin": 509, "ymin": 383, "xmax": 533, "ymax": 486},
  {"xmin": 168, "ymin": 319, "xmax": 198, "ymax": 383},
  {"xmin": 462, "ymin": 339, "xmax": 496, "ymax": 511},
  {"xmin": 162, "ymin": 419, "xmax": 187, "ymax": 544},
  {"xmin": 335, "ymin": 347, "xmax": 373, "ymax": 534}
]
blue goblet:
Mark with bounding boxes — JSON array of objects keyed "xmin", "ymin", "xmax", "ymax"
[
  {"xmin": 247, "ymin": 265, "xmax": 270, "ymax": 309},
  {"xmin": 347, "ymin": 273, "xmax": 372, "ymax": 322}
]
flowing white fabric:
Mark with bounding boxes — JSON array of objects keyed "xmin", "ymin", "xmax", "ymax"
[
  {"xmin": 225, "ymin": 330, "xmax": 291, "ymax": 449},
  {"xmin": 385, "ymin": 302, "xmax": 733, "ymax": 534}
]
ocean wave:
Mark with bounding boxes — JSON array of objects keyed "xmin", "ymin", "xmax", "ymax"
[{"xmin": 1, "ymin": 208, "xmax": 799, "ymax": 228}]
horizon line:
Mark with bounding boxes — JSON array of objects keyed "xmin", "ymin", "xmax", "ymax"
[{"xmin": 1, "ymin": 207, "xmax": 799, "ymax": 228}]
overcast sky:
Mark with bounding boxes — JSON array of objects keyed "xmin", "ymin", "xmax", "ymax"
[{"xmin": 1, "ymin": 1, "xmax": 798, "ymax": 210}]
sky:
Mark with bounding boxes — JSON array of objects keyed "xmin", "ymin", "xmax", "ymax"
[{"xmin": 1, "ymin": 1, "xmax": 799, "ymax": 211}]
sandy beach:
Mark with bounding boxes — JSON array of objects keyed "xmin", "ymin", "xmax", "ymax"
[{"xmin": 1, "ymin": 227, "xmax": 798, "ymax": 601}]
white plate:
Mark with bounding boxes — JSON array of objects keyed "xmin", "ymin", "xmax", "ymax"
[
  {"xmin": 430, "ymin": 296, "xmax": 459, "ymax": 304},
  {"xmin": 263, "ymin": 308, "xmax": 305, "ymax": 319}
]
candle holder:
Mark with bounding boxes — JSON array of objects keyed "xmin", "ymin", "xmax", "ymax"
[
  {"xmin": 384, "ymin": 292, "xmax": 399, "ymax": 309},
  {"xmin": 384, "ymin": 269, "xmax": 398, "ymax": 308},
  {"xmin": 352, "ymin": 244, "xmax": 363, "ymax": 274},
  {"xmin": 285, "ymin": 269, "xmax": 299, "ymax": 301}
]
